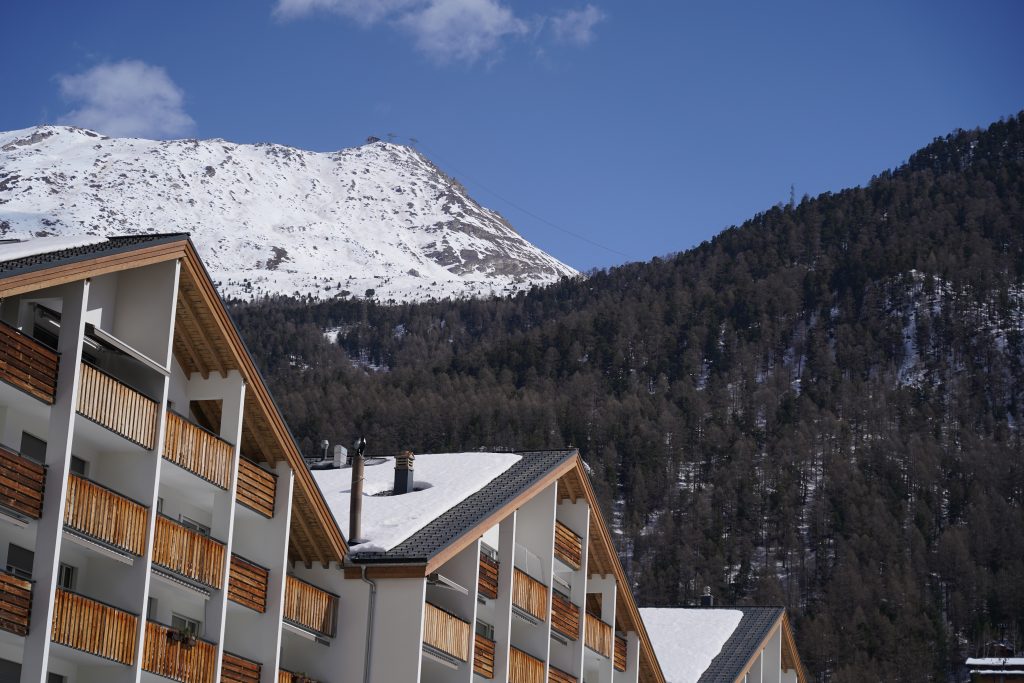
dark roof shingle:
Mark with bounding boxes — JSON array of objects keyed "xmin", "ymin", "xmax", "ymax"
[
  {"xmin": 0, "ymin": 233, "xmax": 189, "ymax": 278},
  {"xmin": 697, "ymin": 606, "xmax": 784, "ymax": 683}
]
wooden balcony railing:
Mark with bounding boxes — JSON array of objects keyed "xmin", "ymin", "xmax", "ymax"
[
  {"xmin": 512, "ymin": 568, "xmax": 548, "ymax": 622},
  {"xmin": 0, "ymin": 444, "xmax": 45, "ymax": 519},
  {"xmin": 474, "ymin": 633, "xmax": 495, "ymax": 679},
  {"xmin": 51, "ymin": 588, "xmax": 138, "ymax": 665},
  {"xmin": 553, "ymin": 521, "xmax": 583, "ymax": 570},
  {"xmin": 550, "ymin": 591, "xmax": 580, "ymax": 640},
  {"xmin": 284, "ymin": 575, "xmax": 338, "ymax": 637},
  {"xmin": 479, "ymin": 551, "xmax": 499, "ymax": 600},
  {"xmin": 237, "ymin": 457, "xmax": 276, "ymax": 517},
  {"xmin": 0, "ymin": 569, "xmax": 32, "ymax": 636},
  {"xmin": 509, "ymin": 646, "xmax": 545, "ymax": 683},
  {"xmin": 584, "ymin": 613, "xmax": 612, "ymax": 658},
  {"xmin": 548, "ymin": 665, "xmax": 577, "ymax": 683},
  {"xmin": 228, "ymin": 554, "xmax": 269, "ymax": 613},
  {"xmin": 278, "ymin": 670, "xmax": 321, "ymax": 683},
  {"xmin": 77, "ymin": 362, "xmax": 158, "ymax": 449},
  {"xmin": 142, "ymin": 620, "xmax": 217, "ymax": 683},
  {"xmin": 163, "ymin": 411, "xmax": 234, "ymax": 489},
  {"xmin": 153, "ymin": 515, "xmax": 226, "ymax": 589},
  {"xmin": 222, "ymin": 651, "xmax": 261, "ymax": 683},
  {"xmin": 0, "ymin": 321, "xmax": 58, "ymax": 404},
  {"xmin": 614, "ymin": 633, "xmax": 628, "ymax": 671},
  {"xmin": 423, "ymin": 602, "xmax": 471, "ymax": 661},
  {"xmin": 64, "ymin": 473, "xmax": 148, "ymax": 555}
]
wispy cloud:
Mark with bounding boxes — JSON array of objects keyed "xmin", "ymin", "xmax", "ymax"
[
  {"xmin": 549, "ymin": 5, "xmax": 606, "ymax": 46},
  {"xmin": 57, "ymin": 60, "xmax": 194, "ymax": 139},
  {"xmin": 274, "ymin": 0, "xmax": 602, "ymax": 64}
]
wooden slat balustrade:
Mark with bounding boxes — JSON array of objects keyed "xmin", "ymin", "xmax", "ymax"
[
  {"xmin": 64, "ymin": 473, "xmax": 148, "ymax": 555},
  {"xmin": 77, "ymin": 362, "xmax": 158, "ymax": 449},
  {"xmin": 237, "ymin": 457, "xmax": 276, "ymax": 517},
  {"xmin": 478, "ymin": 551, "xmax": 499, "ymax": 600},
  {"xmin": 0, "ymin": 444, "xmax": 45, "ymax": 519},
  {"xmin": 153, "ymin": 515, "xmax": 226, "ymax": 588},
  {"xmin": 423, "ymin": 602, "xmax": 471, "ymax": 661},
  {"xmin": 474, "ymin": 633, "xmax": 495, "ymax": 679},
  {"xmin": 142, "ymin": 620, "xmax": 217, "ymax": 683},
  {"xmin": 163, "ymin": 411, "xmax": 234, "ymax": 489},
  {"xmin": 550, "ymin": 591, "xmax": 580, "ymax": 640},
  {"xmin": 614, "ymin": 634, "xmax": 627, "ymax": 671},
  {"xmin": 584, "ymin": 613, "xmax": 612, "ymax": 658},
  {"xmin": 228, "ymin": 554, "xmax": 269, "ymax": 613},
  {"xmin": 509, "ymin": 646, "xmax": 545, "ymax": 683},
  {"xmin": 278, "ymin": 670, "xmax": 320, "ymax": 683},
  {"xmin": 548, "ymin": 665, "xmax": 577, "ymax": 683},
  {"xmin": 512, "ymin": 568, "xmax": 548, "ymax": 622},
  {"xmin": 284, "ymin": 575, "xmax": 338, "ymax": 637},
  {"xmin": 0, "ymin": 321, "xmax": 58, "ymax": 404},
  {"xmin": 222, "ymin": 651, "xmax": 261, "ymax": 683},
  {"xmin": 51, "ymin": 588, "xmax": 138, "ymax": 665},
  {"xmin": 553, "ymin": 521, "xmax": 583, "ymax": 570},
  {"xmin": 0, "ymin": 569, "xmax": 32, "ymax": 636}
]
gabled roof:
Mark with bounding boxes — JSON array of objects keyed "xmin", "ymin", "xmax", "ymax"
[{"xmin": 0, "ymin": 234, "xmax": 347, "ymax": 566}]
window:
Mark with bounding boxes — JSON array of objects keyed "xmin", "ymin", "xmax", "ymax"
[
  {"xmin": 480, "ymin": 542, "xmax": 498, "ymax": 561},
  {"xmin": 147, "ymin": 597, "xmax": 158, "ymax": 620},
  {"xmin": 156, "ymin": 497, "xmax": 164, "ymax": 514},
  {"xmin": 6, "ymin": 544, "xmax": 33, "ymax": 580},
  {"xmin": 69, "ymin": 455, "xmax": 87, "ymax": 476},
  {"xmin": 20, "ymin": 432, "xmax": 46, "ymax": 464},
  {"xmin": 48, "ymin": 674, "xmax": 66, "ymax": 683},
  {"xmin": 475, "ymin": 619, "xmax": 494, "ymax": 640},
  {"xmin": 171, "ymin": 613, "xmax": 201, "ymax": 636},
  {"xmin": 179, "ymin": 516, "xmax": 210, "ymax": 536},
  {"xmin": 57, "ymin": 563, "xmax": 77, "ymax": 591}
]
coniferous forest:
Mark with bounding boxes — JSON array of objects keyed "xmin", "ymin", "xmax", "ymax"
[{"xmin": 229, "ymin": 114, "xmax": 1024, "ymax": 681}]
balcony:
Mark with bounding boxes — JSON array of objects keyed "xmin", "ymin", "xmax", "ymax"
[
  {"xmin": 152, "ymin": 515, "xmax": 226, "ymax": 589},
  {"xmin": 509, "ymin": 646, "xmax": 544, "ymax": 683},
  {"xmin": 284, "ymin": 575, "xmax": 338, "ymax": 638},
  {"xmin": 0, "ymin": 444, "xmax": 45, "ymax": 519},
  {"xmin": 614, "ymin": 634, "xmax": 627, "ymax": 672},
  {"xmin": 584, "ymin": 613, "xmax": 612, "ymax": 658},
  {"xmin": 422, "ymin": 601, "xmax": 471, "ymax": 662},
  {"xmin": 237, "ymin": 457, "xmax": 276, "ymax": 517},
  {"xmin": 478, "ymin": 551, "xmax": 499, "ymax": 600},
  {"xmin": 474, "ymin": 633, "xmax": 495, "ymax": 679},
  {"xmin": 51, "ymin": 588, "xmax": 138, "ymax": 665},
  {"xmin": 0, "ymin": 321, "xmax": 58, "ymax": 404},
  {"xmin": 512, "ymin": 568, "xmax": 548, "ymax": 622},
  {"xmin": 550, "ymin": 591, "xmax": 580, "ymax": 640},
  {"xmin": 142, "ymin": 620, "xmax": 217, "ymax": 683},
  {"xmin": 222, "ymin": 651, "xmax": 261, "ymax": 683},
  {"xmin": 77, "ymin": 362, "xmax": 158, "ymax": 449},
  {"xmin": 64, "ymin": 473, "xmax": 148, "ymax": 555},
  {"xmin": 278, "ymin": 671, "xmax": 321, "ymax": 683},
  {"xmin": 228, "ymin": 554, "xmax": 269, "ymax": 613},
  {"xmin": 0, "ymin": 568, "xmax": 32, "ymax": 636},
  {"xmin": 163, "ymin": 411, "xmax": 234, "ymax": 489},
  {"xmin": 553, "ymin": 521, "xmax": 582, "ymax": 570},
  {"xmin": 548, "ymin": 665, "xmax": 577, "ymax": 683}
]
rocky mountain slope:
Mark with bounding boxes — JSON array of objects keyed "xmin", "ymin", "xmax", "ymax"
[{"xmin": 0, "ymin": 126, "xmax": 576, "ymax": 301}]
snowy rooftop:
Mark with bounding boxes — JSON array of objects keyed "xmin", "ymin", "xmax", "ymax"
[
  {"xmin": 640, "ymin": 608, "xmax": 743, "ymax": 683},
  {"xmin": 966, "ymin": 658, "xmax": 1024, "ymax": 666},
  {"xmin": 312, "ymin": 451, "xmax": 521, "ymax": 554},
  {"xmin": 0, "ymin": 234, "xmax": 108, "ymax": 263}
]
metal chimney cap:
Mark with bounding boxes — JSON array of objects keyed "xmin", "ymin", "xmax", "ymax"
[{"xmin": 395, "ymin": 450, "xmax": 415, "ymax": 470}]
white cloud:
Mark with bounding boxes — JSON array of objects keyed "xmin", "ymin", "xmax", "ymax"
[
  {"xmin": 274, "ymin": 0, "xmax": 601, "ymax": 64},
  {"xmin": 549, "ymin": 4, "xmax": 605, "ymax": 46},
  {"xmin": 57, "ymin": 60, "xmax": 194, "ymax": 139}
]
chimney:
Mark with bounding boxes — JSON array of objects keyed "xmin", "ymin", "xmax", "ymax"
[
  {"xmin": 394, "ymin": 450, "xmax": 415, "ymax": 495},
  {"xmin": 349, "ymin": 437, "xmax": 366, "ymax": 543},
  {"xmin": 333, "ymin": 444, "xmax": 347, "ymax": 469},
  {"xmin": 700, "ymin": 586, "xmax": 714, "ymax": 607}
]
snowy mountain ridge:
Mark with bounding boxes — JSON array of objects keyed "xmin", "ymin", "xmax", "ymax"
[{"xmin": 0, "ymin": 125, "xmax": 577, "ymax": 301}]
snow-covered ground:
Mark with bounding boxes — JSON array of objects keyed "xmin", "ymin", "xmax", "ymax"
[
  {"xmin": 0, "ymin": 126, "xmax": 577, "ymax": 302},
  {"xmin": 639, "ymin": 608, "xmax": 743, "ymax": 683},
  {"xmin": 311, "ymin": 451, "xmax": 521, "ymax": 554}
]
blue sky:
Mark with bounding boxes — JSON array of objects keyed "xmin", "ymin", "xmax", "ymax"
[{"xmin": 2, "ymin": 0, "xmax": 1022, "ymax": 271}]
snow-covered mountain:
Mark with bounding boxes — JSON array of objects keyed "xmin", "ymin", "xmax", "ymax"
[{"xmin": 0, "ymin": 126, "xmax": 577, "ymax": 301}]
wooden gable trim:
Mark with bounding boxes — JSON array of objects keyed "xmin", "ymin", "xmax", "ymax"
[{"xmin": 781, "ymin": 612, "xmax": 810, "ymax": 683}]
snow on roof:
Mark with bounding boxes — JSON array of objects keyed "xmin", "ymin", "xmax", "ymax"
[
  {"xmin": 640, "ymin": 608, "xmax": 744, "ymax": 683},
  {"xmin": 0, "ymin": 234, "xmax": 108, "ymax": 263},
  {"xmin": 312, "ymin": 451, "xmax": 521, "ymax": 554},
  {"xmin": 966, "ymin": 658, "xmax": 1024, "ymax": 666}
]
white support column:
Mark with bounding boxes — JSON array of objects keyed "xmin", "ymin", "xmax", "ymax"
[
  {"xmin": 258, "ymin": 463, "xmax": 295, "ymax": 683},
  {"xmin": 514, "ymin": 482, "xmax": 557, "ymax": 676},
  {"xmin": 587, "ymin": 575, "xmax": 617, "ymax": 683},
  {"xmin": 20, "ymin": 280, "xmax": 89, "ymax": 683},
  {"xmin": 492, "ymin": 512, "xmax": 517, "ymax": 683}
]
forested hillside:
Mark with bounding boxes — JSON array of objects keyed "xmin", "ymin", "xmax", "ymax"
[{"xmin": 230, "ymin": 113, "xmax": 1024, "ymax": 681}]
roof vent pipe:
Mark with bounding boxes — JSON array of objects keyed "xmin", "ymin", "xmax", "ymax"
[
  {"xmin": 349, "ymin": 437, "xmax": 367, "ymax": 544},
  {"xmin": 701, "ymin": 586, "xmax": 714, "ymax": 607},
  {"xmin": 394, "ymin": 450, "xmax": 415, "ymax": 495},
  {"xmin": 333, "ymin": 444, "xmax": 347, "ymax": 469}
]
